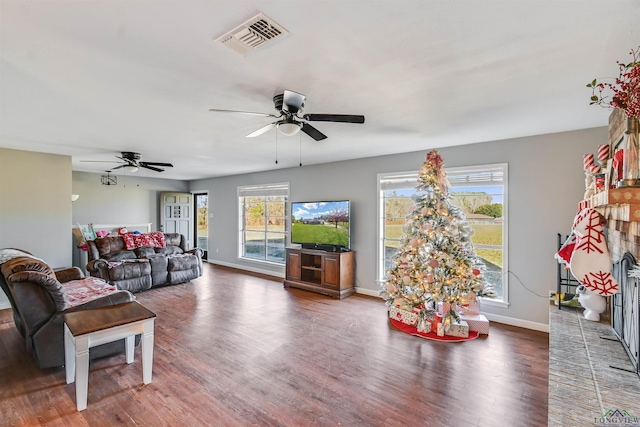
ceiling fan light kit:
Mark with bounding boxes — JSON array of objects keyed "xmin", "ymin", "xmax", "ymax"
[
  {"xmin": 210, "ymin": 89, "xmax": 365, "ymax": 141},
  {"xmin": 277, "ymin": 121, "xmax": 302, "ymax": 136}
]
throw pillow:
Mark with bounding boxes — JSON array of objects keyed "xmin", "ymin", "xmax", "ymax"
[
  {"xmin": 122, "ymin": 233, "xmax": 136, "ymax": 250},
  {"xmin": 150, "ymin": 231, "xmax": 166, "ymax": 248},
  {"xmin": 133, "ymin": 233, "xmax": 155, "ymax": 248}
]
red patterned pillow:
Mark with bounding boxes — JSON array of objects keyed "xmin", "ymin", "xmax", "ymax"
[
  {"xmin": 150, "ymin": 231, "xmax": 166, "ymax": 248},
  {"xmin": 122, "ymin": 233, "xmax": 136, "ymax": 250},
  {"xmin": 133, "ymin": 233, "xmax": 154, "ymax": 248}
]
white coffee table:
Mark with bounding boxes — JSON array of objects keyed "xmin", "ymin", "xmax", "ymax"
[{"xmin": 63, "ymin": 301, "xmax": 156, "ymax": 411}]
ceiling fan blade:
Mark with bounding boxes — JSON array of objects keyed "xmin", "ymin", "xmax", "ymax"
[
  {"xmin": 79, "ymin": 160, "xmax": 124, "ymax": 163},
  {"xmin": 111, "ymin": 164, "xmax": 128, "ymax": 170},
  {"xmin": 283, "ymin": 90, "xmax": 306, "ymax": 114},
  {"xmin": 140, "ymin": 164, "xmax": 164, "ymax": 172},
  {"xmin": 209, "ymin": 108, "xmax": 279, "ymax": 119},
  {"xmin": 303, "ymin": 114, "xmax": 365, "ymax": 124},
  {"xmin": 115, "ymin": 156, "xmax": 137, "ymax": 165},
  {"xmin": 246, "ymin": 122, "xmax": 277, "ymax": 138},
  {"xmin": 141, "ymin": 162, "xmax": 173, "ymax": 167},
  {"xmin": 301, "ymin": 123, "xmax": 327, "ymax": 141}
]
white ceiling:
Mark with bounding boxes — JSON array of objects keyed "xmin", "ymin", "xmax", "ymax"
[{"xmin": 1, "ymin": 1, "xmax": 639, "ymax": 180}]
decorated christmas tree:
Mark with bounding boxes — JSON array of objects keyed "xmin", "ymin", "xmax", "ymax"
[{"xmin": 380, "ymin": 150, "xmax": 495, "ymax": 336}]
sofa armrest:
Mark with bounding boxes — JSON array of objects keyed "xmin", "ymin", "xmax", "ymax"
[
  {"xmin": 64, "ymin": 289, "xmax": 135, "ymax": 313},
  {"xmin": 186, "ymin": 247, "xmax": 203, "ymax": 258},
  {"xmin": 86, "ymin": 259, "xmax": 109, "ymax": 279},
  {"xmin": 9, "ymin": 271, "xmax": 66, "ymax": 312},
  {"xmin": 55, "ymin": 267, "xmax": 85, "ymax": 283}
]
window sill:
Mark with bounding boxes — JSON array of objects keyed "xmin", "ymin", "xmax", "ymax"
[
  {"xmin": 478, "ymin": 297, "xmax": 509, "ymax": 309},
  {"xmin": 238, "ymin": 256, "xmax": 285, "ymax": 267}
]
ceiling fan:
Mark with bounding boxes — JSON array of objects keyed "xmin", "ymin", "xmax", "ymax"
[
  {"xmin": 81, "ymin": 151, "xmax": 173, "ymax": 173},
  {"xmin": 209, "ymin": 89, "xmax": 365, "ymax": 141}
]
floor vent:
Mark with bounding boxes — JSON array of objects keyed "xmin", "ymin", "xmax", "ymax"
[{"xmin": 216, "ymin": 13, "xmax": 289, "ymax": 55}]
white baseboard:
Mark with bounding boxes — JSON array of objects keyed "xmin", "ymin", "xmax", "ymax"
[
  {"xmin": 355, "ymin": 287, "xmax": 381, "ymax": 298},
  {"xmin": 482, "ymin": 312, "xmax": 549, "ymax": 333},
  {"xmin": 206, "ymin": 259, "xmax": 285, "ymax": 279}
]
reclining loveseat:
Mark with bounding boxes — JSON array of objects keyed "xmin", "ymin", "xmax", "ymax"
[
  {"xmin": 85, "ymin": 232, "xmax": 203, "ymax": 293},
  {"xmin": 0, "ymin": 248, "xmax": 136, "ymax": 369}
]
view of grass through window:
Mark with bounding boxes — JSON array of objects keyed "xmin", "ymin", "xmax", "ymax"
[{"xmin": 242, "ymin": 195, "xmax": 287, "ymax": 263}]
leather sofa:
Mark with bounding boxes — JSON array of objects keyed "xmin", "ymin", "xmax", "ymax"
[
  {"xmin": 86, "ymin": 232, "xmax": 203, "ymax": 293},
  {"xmin": 0, "ymin": 248, "xmax": 136, "ymax": 369}
]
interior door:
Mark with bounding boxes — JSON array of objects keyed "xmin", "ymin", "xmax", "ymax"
[{"xmin": 160, "ymin": 192, "xmax": 193, "ymax": 248}]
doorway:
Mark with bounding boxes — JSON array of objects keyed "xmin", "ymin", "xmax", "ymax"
[{"xmin": 194, "ymin": 193, "xmax": 208, "ymax": 260}]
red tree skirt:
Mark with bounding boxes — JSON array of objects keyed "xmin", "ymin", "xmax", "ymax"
[{"xmin": 390, "ymin": 319, "xmax": 479, "ymax": 342}]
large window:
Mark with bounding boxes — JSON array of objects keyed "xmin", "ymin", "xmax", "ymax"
[
  {"xmin": 378, "ymin": 164, "xmax": 508, "ymax": 305},
  {"xmin": 238, "ymin": 183, "xmax": 289, "ymax": 264}
]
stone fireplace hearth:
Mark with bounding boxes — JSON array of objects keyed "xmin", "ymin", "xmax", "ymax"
[{"xmin": 548, "ymin": 304, "xmax": 640, "ymax": 426}]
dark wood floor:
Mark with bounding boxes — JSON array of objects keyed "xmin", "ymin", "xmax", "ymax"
[{"xmin": 0, "ymin": 263, "xmax": 549, "ymax": 426}]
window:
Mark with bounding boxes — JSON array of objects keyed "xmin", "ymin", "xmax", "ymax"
[
  {"xmin": 194, "ymin": 192, "xmax": 208, "ymax": 260},
  {"xmin": 238, "ymin": 183, "xmax": 289, "ymax": 264},
  {"xmin": 378, "ymin": 163, "xmax": 508, "ymax": 305}
]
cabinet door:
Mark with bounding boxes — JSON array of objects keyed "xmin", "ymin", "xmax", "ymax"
[
  {"xmin": 323, "ymin": 256, "xmax": 340, "ymax": 288},
  {"xmin": 287, "ymin": 251, "xmax": 301, "ymax": 281}
]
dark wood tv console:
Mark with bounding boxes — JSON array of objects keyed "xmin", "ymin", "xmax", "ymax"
[{"xmin": 284, "ymin": 247, "xmax": 355, "ymax": 299}]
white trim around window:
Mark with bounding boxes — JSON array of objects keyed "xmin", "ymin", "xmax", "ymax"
[
  {"xmin": 377, "ymin": 163, "xmax": 509, "ymax": 307},
  {"xmin": 237, "ymin": 182, "xmax": 289, "ymax": 265}
]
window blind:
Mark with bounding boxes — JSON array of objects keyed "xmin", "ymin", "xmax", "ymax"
[
  {"xmin": 380, "ymin": 164, "xmax": 505, "ymax": 191},
  {"xmin": 237, "ymin": 182, "xmax": 289, "ymax": 197}
]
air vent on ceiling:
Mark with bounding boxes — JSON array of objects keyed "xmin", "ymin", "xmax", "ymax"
[{"xmin": 216, "ymin": 13, "xmax": 289, "ymax": 55}]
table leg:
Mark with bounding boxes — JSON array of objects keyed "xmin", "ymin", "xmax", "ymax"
[
  {"xmin": 125, "ymin": 335, "xmax": 135, "ymax": 364},
  {"xmin": 141, "ymin": 319, "xmax": 155, "ymax": 384},
  {"xmin": 75, "ymin": 335, "xmax": 90, "ymax": 411},
  {"xmin": 64, "ymin": 324, "xmax": 75, "ymax": 384}
]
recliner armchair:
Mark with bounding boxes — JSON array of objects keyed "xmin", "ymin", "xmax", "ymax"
[{"xmin": 0, "ymin": 249, "xmax": 136, "ymax": 369}]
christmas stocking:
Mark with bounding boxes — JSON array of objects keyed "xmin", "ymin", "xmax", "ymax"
[
  {"xmin": 569, "ymin": 208, "xmax": 619, "ymax": 296},
  {"xmin": 555, "ymin": 231, "xmax": 577, "ymax": 266}
]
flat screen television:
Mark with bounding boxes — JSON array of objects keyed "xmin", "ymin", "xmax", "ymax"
[{"xmin": 291, "ymin": 200, "xmax": 350, "ymax": 251}]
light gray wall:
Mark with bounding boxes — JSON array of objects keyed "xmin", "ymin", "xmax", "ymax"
[
  {"xmin": 0, "ymin": 148, "xmax": 72, "ymax": 266},
  {"xmin": 190, "ymin": 127, "xmax": 606, "ymax": 330},
  {"xmin": 0, "ymin": 148, "xmax": 72, "ymax": 308},
  {"xmin": 72, "ymin": 171, "xmax": 189, "ymax": 230}
]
